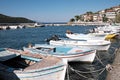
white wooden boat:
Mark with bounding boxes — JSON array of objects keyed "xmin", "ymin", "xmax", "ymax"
[
  {"xmin": 9, "ymin": 26, "xmax": 18, "ymax": 29},
  {"xmin": 23, "ymin": 44, "xmax": 96, "ymax": 63},
  {"xmin": 49, "ymin": 39, "xmax": 111, "ymax": 51},
  {"xmin": 0, "ymin": 48, "xmax": 67, "ymax": 80},
  {"xmin": 66, "ymin": 30, "xmax": 117, "ymax": 40},
  {"xmin": 93, "ymin": 25, "xmax": 120, "ymax": 33},
  {"xmin": 89, "ymin": 32, "xmax": 110, "ymax": 37},
  {"xmin": 66, "ymin": 32, "xmax": 106, "ymax": 40}
]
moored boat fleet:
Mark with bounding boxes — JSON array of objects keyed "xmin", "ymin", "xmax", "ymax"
[
  {"xmin": 0, "ymin": 25, "xmax": 26, "ymax": 30},
  {"xmin": 0, "ymin": 24, "xmax": 120, "ymax": 80}
]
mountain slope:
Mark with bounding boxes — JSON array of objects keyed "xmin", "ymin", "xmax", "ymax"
[{"xmin": 0, "ymin": 14, "xmax": 35, "ymax": 23}]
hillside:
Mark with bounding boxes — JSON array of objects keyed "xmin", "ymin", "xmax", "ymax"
[
  {"xmin": 0, "ymin": 14, "xmax": 35, "ymax": 23},
  {"xmin": 69, "ymin": 5, "xmax": 120, "ymax": 23}
]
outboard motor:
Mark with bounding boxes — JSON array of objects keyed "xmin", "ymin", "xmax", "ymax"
[
  {"xmin": 66, "ymin": 30, "xmax": 73, "ymax": 34},
  {"xmin": 45, "ymin": 35, "xmax": 60, "ymax": 42}
]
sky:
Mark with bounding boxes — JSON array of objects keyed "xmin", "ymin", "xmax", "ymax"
[{"xmin": 0, "ymin": 0, "xmax": 120, "ymax": 22}]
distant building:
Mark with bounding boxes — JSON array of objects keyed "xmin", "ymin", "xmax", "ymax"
[
  {"xmin": 83, "ymin": 14, "xmax": 93, "ymax": 22},
  {"xmin": 105, "ymin": 9, "xmax": 116, "ymax": 22},
  {"xmin": 93, "ymin": 13, "xmax": 103, "ymax": 22},
  {"xmin": 98, "ymin": 10, "xmax": 105, "ymax": 22},
  {"xmin": 93, "ymin": 14, "xmax": 98, "ymax": 22},
  {"xmin": 112, "ymin": 5, "xmax": 120, "ymax": 11},
  {"xmin": 117, "ymin": 9, "xmax": 120, "ymax": 14},
  {"xmin": 104, "ymin": 5, "xmax": 120, "ymax": 22},
  {"xmin": 106, "ymin": 11, "xmax": 116, "ymax": 19}
]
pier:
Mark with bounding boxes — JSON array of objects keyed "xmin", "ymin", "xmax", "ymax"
[
  {"xmin": 44, "ymin": 22, "xmax": 109, "ymax": 26},
  {"xmin": 106, "ymin": 47, "xmax": 120, "ymax": 80}
]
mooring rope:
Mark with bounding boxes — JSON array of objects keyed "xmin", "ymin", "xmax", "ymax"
[
  {"xmin": 109, "ymin": 48, "xmax": 119, "ymax": 60},
  {"xmin": 67, "ymin": 64, "xmax": 89, "ymax": 79},
  {"xmin": 66, "ymin": 47, "xmax": 119, "ymax": 79},
  {"xmin": 66, "ymin": 38, "xmax": 120, "ymax": 79},
  {"xmin": 110, "ymin": 47, "xmax": 118, "ymax": 54},
  {"xmin": 98, "ymin": 68, "xmax": 106, "ymax": 75},
  {"xmin": 74, "ymin": 69, "xmax": 88, "ymax": 79},
  {"xmin": 95, "ymin": 53, "xmax": 106, "ymax": 67},
  {"xmin": 67, "ymin": 65, "xmax": 70, "ymax": 80},
  {"xmin": 69, "ymin": 65, "xmax": 105, "ymax": 74},
  {"xmin": 68, "ymin": 64, "xmax": 106, "ymax": 79}
]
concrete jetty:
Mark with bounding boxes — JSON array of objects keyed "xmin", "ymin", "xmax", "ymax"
[{"xmin": 106, "ymin": 48, "xmax": 120, "ymax": 80}]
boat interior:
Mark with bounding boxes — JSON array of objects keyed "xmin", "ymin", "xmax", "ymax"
[
  {"xmin": 0, "ymin": 55, "xmax": 39, "ymax": 70},
  {"xmin": 35, "ymin": 45, "xmax": 73, "ymax": 53}
]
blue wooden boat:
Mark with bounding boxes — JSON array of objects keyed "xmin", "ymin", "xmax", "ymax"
[
  {"xmin": 0, "ymin": 48, "xmax": 67, "ymax": 80},
  {"xmin": 23, "ymin": 44, "xmax": 96, "ymax": 63}
]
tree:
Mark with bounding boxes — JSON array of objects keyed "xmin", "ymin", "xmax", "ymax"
[
  {"xmin": 115, "ymin": 13, "xmax": 120, "ymax": 23},
  {"xmin": 69, "ymin": 18, "xmax": 75, "ymax": 22},
  {"xmin": 86, "ymin": 11, "xmax": 93, "ymax": 15},
  {"xmin": 102, "ymin": 14, "xmax": 108, "ymax": 22},
  {"xmin": 74, "ymin": 15, "xmax": 80, "ymax": 21}
]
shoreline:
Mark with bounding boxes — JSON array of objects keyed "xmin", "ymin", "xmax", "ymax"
[
  {"xmin": 44, "ymin": 22, "xmax": 120, "ymax": 26},
  {"xmin": 0, "ymin": 22, "xmax": 120, "ymax": 30}
]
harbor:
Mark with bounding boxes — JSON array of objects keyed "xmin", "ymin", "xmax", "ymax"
[
  {"xmin": 0, "ymin": 25, "xmax": 120, "ymax": 80},
  {"xmin": 0, "ymin": 0, "xmax": 120, "ymax": 79}
]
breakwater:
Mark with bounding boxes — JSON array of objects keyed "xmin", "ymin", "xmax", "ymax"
[
  {"xmin": 44, "ymin": 22, "xmax": 120, "ymax": 26},
  {"xmin": 1, "ymin": 22, "xmax": 120, "ymax": 30}
]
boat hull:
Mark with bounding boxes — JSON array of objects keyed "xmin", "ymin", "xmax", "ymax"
[
  {"xmin": 0, "ymin": 64, "xmax": 67, "ymax": 80},
  {"xmin": 23, "ymin": 46, "xmax": 96, "ymax": 63},
  {"xmin": 54, "ymin": 50, "xmax": 96, "ymax": 63},
  {"xmin": 66, "ymin": 33, "xmax": 105, "ymax": 40},
  {"xmin": 15, "ymin": 64, "xmax": 67, "ymax": 80},
  {"xmin": 50, "ymin": 40, "xmax": 111, "ymax": 50}
]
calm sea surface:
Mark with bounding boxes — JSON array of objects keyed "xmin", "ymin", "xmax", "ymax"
[
  {"xmin": 0, "ymin": 25, "xmax": 119, "ymax": 80},
  {"xmin": 0, "ymin": 26, "xmax": 95, "ymax": 49}
]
